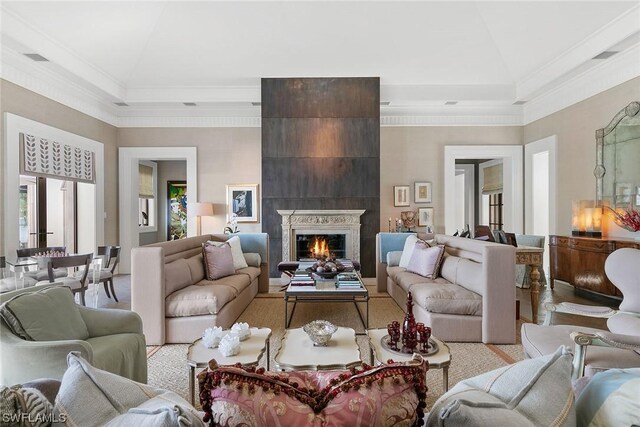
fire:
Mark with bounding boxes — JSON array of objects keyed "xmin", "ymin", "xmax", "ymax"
[{"xmin": 309, "ymin": 237, "xmax": 331, "ymax": 259}]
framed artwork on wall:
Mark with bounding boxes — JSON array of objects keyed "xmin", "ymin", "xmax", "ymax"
[
  {"xmin": 167, "ymin": 180, "xmax": 187, "ymax": 240},
  {"xmin": 414, "ymin": 182, "xmax": 432, "ymax": 203},
  {"xmin": 394, "ymin": 185, "xmax": 410, "ymax": 207},
  {"xmin": 227, "ymin": 184, "xmax": 259, "ymax": 222},
  {"xmin": 418, "ymin": 207, "xmax": 434, "ymax": 227}
]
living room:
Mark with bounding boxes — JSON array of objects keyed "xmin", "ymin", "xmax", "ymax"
[{"xmin": 1, "ymin": 1, "xmax": 639, "ymax": 426}]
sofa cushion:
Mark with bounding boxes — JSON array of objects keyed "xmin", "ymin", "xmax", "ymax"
[
  {"xmin": 242, "ymin": 252, "xmax": 261, "ymax": 268},
  {"xmin": 575, "ymin": 368, "xmax": 640, "ymax": 427},
  {"xmin": 164, "ymin": 258, "xmax": 192, "ymax": 296},
  {"xmin": 406, "ymin": 242, "xmax": 445, "ymax": 279},
  {"xmin": 0, "ymin": 286, "xmax": 89, "ymax": 341},
  {"xmin": 54, "ymin": 352, "xmax": 202, "ymax": 427},
  {"xmin": 200, "ymin": 355, "xmax": 428, "ymax": 427},
  {"xmin": 208, "ymin": 236, "xmax": 248, "ymax": 271},
  {"xmin": 440, "ymin": 254, "xmax": 484, "ymax": 296},
  {"xmin": 203, "ymin": 273, "xmax": 252, "ymax": 296},
  {"xmin": 202, "ymin": 243, "xmax": 235, "ymax": 280},
  {"xmin": 185, "ymin": 254, "xmax": 205, "ymax": 283},
  {"xmin": 387, "ymin": 266, "xmax": 450, "ymax": 292},
  {"xmin": 235, "ymin": 266, "xmax": 261, "ymax": 283},
  {"xmin": 427, "ymin": 346, "xmax": 575, "ymax": 427},
  {"xmin": 165, "ymin": 284, "xmax": 236, "ymax": 317},
  {"xmin": 411, "ymin": 283, "xmax": 483, "ymax": 316}
]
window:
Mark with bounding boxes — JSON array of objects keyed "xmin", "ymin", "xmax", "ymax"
[
  {"xmin": 488, "ymin": 193, "xmax": 503, "ymax": 230},
  {"xmin": 139, "ymin": 161, "xmax": 157, "ymax": 231}
]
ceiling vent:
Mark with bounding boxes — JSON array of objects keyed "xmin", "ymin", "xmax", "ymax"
[
  {"xmin": 445, "ymin": 101, "xmax": 458, "ymax": 105},
  {"xmin": 24, "ymin": 53, "xmax": 49, "ymax": 62},
  {"xmin": 592, "ymin": 51, "xmax": 618, "ymax": 60},
  {"xmin": 183, "ymin": 102, "xmax": 197, "ymax": 106},
  {"xmin": 380, "ymin": 101, "xmax": 391, "ymax": 106},
  {"xmin": 513, "ymin": 100, "xmax": 527, "ymax": 105},
  {"xmin": 251, "ymin": 102, "xmax": 262, "ymax": 106},
  {"xmin": 114, "ymin": 102, "xmax": 129, "ymax": 107}
]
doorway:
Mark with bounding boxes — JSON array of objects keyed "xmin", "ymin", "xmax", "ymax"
[{"xmin": 525, "ymin": 136, "xmax": 557, "ymax": 273}]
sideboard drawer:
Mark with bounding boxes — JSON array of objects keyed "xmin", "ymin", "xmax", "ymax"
[
  {"xmin": 550, "ymin": 236, "xmax": 570, "ymax": 247},
  {"xmin": 570, "ymin": 239, "xmax": 614, "ymax": 253}
]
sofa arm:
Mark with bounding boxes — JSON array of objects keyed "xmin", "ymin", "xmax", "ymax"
[
  {"xmin": 571, "ymin": 331, "xmax": 640, "ymax": 380},
  {"xmin": 481, "ymin": 244, "xmax": 516, "ymax": 344},
  {"xmin": 78, "ymin": 306, "xmax": 144, "ymax": 337},
  {"xmin": 131, "ymin": 246, "xmax": 166, "ymax": 345},
  {"xmin": 0, "ymin": 330, "xmax": 92, "ymax": 385}
]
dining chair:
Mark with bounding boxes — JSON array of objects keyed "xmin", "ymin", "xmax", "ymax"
[
  {"xmin": 86, "ymin": 246, "xmax": 121, "ymax": 302},
  {"xmin": 36, "ymin": 254, "xmax": 93, "ymax": 305}
]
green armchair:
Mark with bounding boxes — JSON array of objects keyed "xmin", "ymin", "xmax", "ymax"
[{"xmin": 0, "ymin": 285, "xmax": 147, "ymax": 386}]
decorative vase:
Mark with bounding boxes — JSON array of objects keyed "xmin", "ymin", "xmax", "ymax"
[{"xmin": 402, "ymin": 292, "xmax": 418, "ymax": 352}]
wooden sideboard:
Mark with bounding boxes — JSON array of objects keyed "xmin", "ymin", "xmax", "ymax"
[{"xmin": 549, "ymin": 235, "xmax": 639, "ymax": 298}]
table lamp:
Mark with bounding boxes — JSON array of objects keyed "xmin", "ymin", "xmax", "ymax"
[{"xmin": 190, "ymin": 202, "xmax": 214, "ymax": 236}]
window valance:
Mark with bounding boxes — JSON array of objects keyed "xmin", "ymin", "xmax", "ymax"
[{"xmin": 20, "ymin": 133, "xmax": 95, "ymax": 183}]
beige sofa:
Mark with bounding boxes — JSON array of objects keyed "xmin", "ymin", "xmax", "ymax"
[
  {"xmin": 131, "ymin": 234, "xmax": 269, "ymax": 345},
  {"xmin": 376, "ymin": 233, "xmax": 516, "ymax": 344}
]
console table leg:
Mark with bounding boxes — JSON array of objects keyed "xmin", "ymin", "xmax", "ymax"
[
  {"xmin": 530, "ymin": 264, "xmax": 541, "ymax": 324},
  {"xmin": 443, "ymin": 366, "xmax": 449, "ymax": 392}
]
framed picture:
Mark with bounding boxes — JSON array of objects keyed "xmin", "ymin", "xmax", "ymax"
[
  {"xmin": 418, "ymin": 207, "xmax": 434, "ymax": 227},
  {"xmin": 414, "ymin": 182, "xmax": 432, "ymax": 203},
  {"xmin": 167, "ymin": 181, "xmax": 187, "ymax": 241},
  {"xmin": 394, "ymin": 185, "xmax": 410, "ymax": 207},
  {"xmin": 227, "ymin": 184, "xmax": 259, "ymax": 222}
]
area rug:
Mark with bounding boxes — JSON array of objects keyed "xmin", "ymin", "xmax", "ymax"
[{"xmin": 147, "ymin": 295, "xmax": 525, "ymax": 410}]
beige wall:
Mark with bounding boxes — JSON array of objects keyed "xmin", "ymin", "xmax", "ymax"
[
  {"xmin": 117, "ymin": 127, "xmax": 262, "ymax": 236},
  {"xmin": 380, "ymin": 126, "xmax": 523, "ymax": 233},
  {"xmin": 0, "ymin": 79, "xmax": 119, "ymax": 256},
  {"xmin": 524, "ymin": 76, "xmax": 640, "ymax": 236}
]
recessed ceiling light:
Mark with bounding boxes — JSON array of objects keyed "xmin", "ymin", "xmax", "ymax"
[
  {"xmin": 251, "ymin": 102, "xmax": 262, "ymax": 106},
  {"xmin": 592, "ymin": 51, "xmax": 618, "ymax": 60},
  {"xmin": 445, "ymin": 101, "xmax": 458, "ymax": 105},
  {"xmin": 513, "ymin": 100, "xmax": 527, "ymax": 105},
  {"xmin": 183, "ymin": 102, "xmax": 197, "ymax": 106},
  {"xmin": 380, "ymin": 101, "xmax": 391, "ymax": 106},
  {"xmin": 114, "ymin": 102, "xmax": 129, "ymax": 107},
  {"xmin": 24, "ymin": 53, "xmax": 49, "ymax": 62}
]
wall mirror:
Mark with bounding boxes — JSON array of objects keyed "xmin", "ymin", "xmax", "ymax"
[{"xmin": 595, "ymin": 101, "xmax": 640, "ymax": 208}]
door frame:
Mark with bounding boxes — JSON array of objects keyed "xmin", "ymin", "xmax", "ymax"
[
  {"xmin": 3, "ymin": 113, "xmax": 105, "ymax": 256},
  {"xmin": 454, "ymin": 163, "xmax": 475, "ymax": 233},
  {"xmin": 118, "ymin": 146, "xmax": 198, "ymax": 273},
  {"xmin": 444, "ymin": 145, "xmax": 523, "ymax": 235},
  {"xmin": 524, "ymin": 135, "xmax": 557, "ymax": 235}
]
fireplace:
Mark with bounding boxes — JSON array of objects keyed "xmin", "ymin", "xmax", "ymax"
[
  {"xmin": 278, "ymin": 210, "xmax": 365, "ymax": 262},
  {"xmin": 296, "ymin": 234, "xmax": 347, "ymax": 260}
]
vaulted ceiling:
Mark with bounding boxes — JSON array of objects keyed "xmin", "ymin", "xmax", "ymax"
[{"xmin": 1, "ymin": 1, "xmax": 639, "ymax": 126}]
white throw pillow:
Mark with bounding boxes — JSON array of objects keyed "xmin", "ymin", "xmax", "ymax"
[
  {"xmin": 399, "ymin": 235, "xmax": 419, "ymax": 268},
  {"xmin": 208, "ymin": 236, "xmax": 248, "ymax": 270}
]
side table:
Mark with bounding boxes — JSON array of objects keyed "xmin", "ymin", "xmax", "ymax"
[
  {"xmin": 273, "ymin": 327, "xmax": 361, "ymax": 371},
  {"xmin": 186, "ymin": 327, "xmax": 271, "ymax": 405},
  {"xmin": 367, "ymin": 328, "xmax": 452, "ymax": 391}
]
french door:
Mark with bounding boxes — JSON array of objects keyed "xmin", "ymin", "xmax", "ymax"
[{"xmin": 19, "ymin": 175, "xmax": 76, "ymax": 250}]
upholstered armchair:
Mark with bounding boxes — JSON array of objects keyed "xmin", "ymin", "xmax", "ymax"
[
  {"xmin": 0, "ymin": 285, "xmax": 147, "ymax": 386},
  {"xmin": 521, "ymin": 248, "xmax": 640, "ymax": 379}
]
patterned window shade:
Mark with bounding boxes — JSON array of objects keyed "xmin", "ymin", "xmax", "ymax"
[
  {"xmin": 482, "ymin": 163, "xmax": 503, "ymax": 194},
  {"xmin": 20, "ymin": 133, "xmax": 95, "ymax": 183},
  {"xmin": 139, "ymin": 164, "xmax": 154, "ymax": 199}
]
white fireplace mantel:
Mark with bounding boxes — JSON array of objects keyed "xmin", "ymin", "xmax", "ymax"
[{"xmin": 277, "ymin": 210, "xmax": 365, "ymax": 262}]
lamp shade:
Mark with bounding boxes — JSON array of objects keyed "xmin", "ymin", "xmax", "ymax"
[{"xmin": 190, "ymin": 202, "xmax": 214, "ymax": 217}]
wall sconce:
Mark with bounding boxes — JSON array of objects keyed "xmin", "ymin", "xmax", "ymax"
[{"xmin": 571, "ymin": 200, "xmax": 602, "ymax": 238}]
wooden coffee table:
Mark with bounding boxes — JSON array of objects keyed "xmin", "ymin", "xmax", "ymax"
[
  {"xmin": 186, "ymin": 327, "xmax": 271, "ymax": 404},
  {"xmin": 273, "ymin": 326, "xmax": 361, "ymax": 371},
  {"xmin": 367, "ymin": 328, "xmax": 452, "ymax": 391}
]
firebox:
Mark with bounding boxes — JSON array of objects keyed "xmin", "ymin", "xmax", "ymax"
[{"xmin": 295, "ymin": 234, "xmax": 347, "ymax": 260}]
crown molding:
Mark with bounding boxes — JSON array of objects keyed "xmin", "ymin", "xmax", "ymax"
[
  {"xmin": 116, "ymin": 116, "xmax": 261, "ymax": 128},
  {"xmin": 0, "ymin": 46, "xmax": 120, "ymax": 126},
  {"xmin": 516, "ymin": 4, "xmax": 640, "ymax": 101},
  {"xmin": 523, "ymin": 42, "xmax": 640, "ymax": 125}
]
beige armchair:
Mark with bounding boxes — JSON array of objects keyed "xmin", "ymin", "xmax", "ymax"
[
  {"xmin": 0, "ymin": 285, "xmax": 147, "ymax": 386},
  {"xmin": 521, "ymin": 248, "xmax": 640, "ymax": 379}
]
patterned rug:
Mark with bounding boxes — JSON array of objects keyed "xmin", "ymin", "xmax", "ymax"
[{"xmin": 147, "ymin": 295, "xmax": 525, "ymax": 409}]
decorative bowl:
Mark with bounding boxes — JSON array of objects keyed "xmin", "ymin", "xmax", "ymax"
[
  {"xmin": 303, "ymin": 320, "xmax": 338, "ymax": 346},
  {"xmin": 307, "ymin": 268, "xmax": 339, "ymax": 279}
]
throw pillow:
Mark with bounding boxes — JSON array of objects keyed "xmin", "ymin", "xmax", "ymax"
[
  {"xmin": 202, "ymin": 243, "xmax": 236, "ymax": 280},
  {"xmin": 398, "ymin": 234, "xmax": 419, "ymax": 268},
  {"xmin": 199, "ymin": 355, "xmax": 428, "ymax": 427},
  {"xmin": 55, "ymin": 352, "xmax": 203, "ymax": 427},
  {"xmin": 575, "ymin": 368, "xmax": 640, "ymax": 427},
  {"xmin": 207, "ymin": 236, "xmax": 248, "ymax": 270},
  {"xmin": 406, "ymin": 242, "xmax": 445, "ymax": 279},
  {"xmin": 426, "ymin": 346, "xmax": 575, "ymax": 427},
  {"xmin": 0, "ymin": 286, "xmax": 89, "ymax": 341},
  {"xmin": 0, "ymin": 384, "xmax": 54, "ymax": 427}
]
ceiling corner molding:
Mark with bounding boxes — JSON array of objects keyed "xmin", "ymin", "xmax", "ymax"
[
  {"xmin": 1, "ymin": 46, "xmax": 119, "ymax": 126},
  {"xmin": 116, "ymin": 116, "xmax": 261, "ymax": 128},
  {"xmin": 523, "ymin": 43, "xmax": 640, "ymax": 124},
  {"xmin": 381, "ymin": 104, "xmax": 523, "ymax": 126},
  {"xmin": 516, "ymin": 4, "xmax": 640, "ymax": 101}
]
